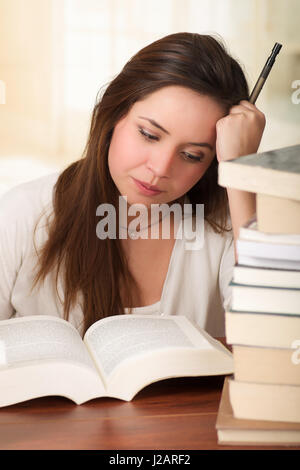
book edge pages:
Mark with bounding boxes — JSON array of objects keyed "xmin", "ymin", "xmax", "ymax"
[
  {"xmin": 218, "ymin": 162, "xmax": 300, "ymax": 201},
  {"xmin": 0, "ymin": 361, "xmax": 106, "ymax": 407},
  {"xmin": 217, "ymin": 377, "xmax": 300, "ymax": 425},
  {"xmin": 105, "ymin": 343, "xmax": 234, "ymax": 401},
  {"xmin": 228, "ymin": 378, "xmax": 300, "ymax": 423},
  {"xmin": 225, "ymin": 310, "xmax": 300, "ymax": 349}
]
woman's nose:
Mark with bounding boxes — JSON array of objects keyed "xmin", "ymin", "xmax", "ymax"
[{"xmin": 146, "ymin": 149, "xmax": 174, "ymax": 178}]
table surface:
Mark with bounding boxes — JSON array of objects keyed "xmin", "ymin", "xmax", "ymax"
[{"xmin": 1, "ymin": 342, "xmax": 299, "ymax": 450}]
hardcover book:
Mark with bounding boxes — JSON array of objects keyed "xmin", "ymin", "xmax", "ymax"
[
  {"xmin": 229, "ymin": 377, "xmax": 300, "ymax": 423},
  {"xmin": 225, "ymin": 310, "xmax": 300, "ymax": 348},
  {"xmin": 232, "ymin": 344, "xmax": 300, "ymax": 386},
  {"xmin": 216, "ymin": 377, "xmax": 300, "ymax": 445},
  {"xmin": 218, "ymin": 144, "xmax": 300, "ymax": 201}
]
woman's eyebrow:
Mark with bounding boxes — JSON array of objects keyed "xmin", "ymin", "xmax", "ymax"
[
  {"xmin": 138, "ymin": 116, "xmax": 170, "ymax": 134},
  {"xmin": 138, "ymin": 116, "xmax": 213, "ymax": 151}
]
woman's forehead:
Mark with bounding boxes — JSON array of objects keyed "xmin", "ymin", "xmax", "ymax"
[{"xmin": 129, "ymin": 87, "xmax": 225, "ymax": 137}]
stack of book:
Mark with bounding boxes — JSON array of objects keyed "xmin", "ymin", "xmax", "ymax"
[{"xmin": 216, "ymin": 144, "xmax": 300, "ymax": 446}]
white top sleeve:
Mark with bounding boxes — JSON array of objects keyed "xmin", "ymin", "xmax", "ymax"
[
  {"xmin": 0, "ymin": 173, "xmax": 59, "ymax": 322},
  {"xmin": 0, "ymin": 189, "xmax": 25, "ymax": 320}
]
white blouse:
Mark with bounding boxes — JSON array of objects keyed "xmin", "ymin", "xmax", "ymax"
[{"xmin": 0, "ymin": 172, "xmax": 234, "ymax": 337}]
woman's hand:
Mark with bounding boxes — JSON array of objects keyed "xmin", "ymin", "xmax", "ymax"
[{"xmin": 215, "ymin": 100, "xmax": 266, "ymax": 162}]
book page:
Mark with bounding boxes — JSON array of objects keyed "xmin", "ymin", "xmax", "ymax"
[
  {"xmin": 85, "ymin": 316, "xmax": 200, "ymax": 379},
  {"xmin": 0, "ymin": 316, "xmax": 96, "ymax": 371}
]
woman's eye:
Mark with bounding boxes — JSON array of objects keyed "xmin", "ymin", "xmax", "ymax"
[
  {"xmin": 138, "ymin": 127, "xmax": 204, "ymax": 163},
  {"xmin": 182, "ymin": 152, "xmax": 204, "ymax": 163},
  {"xmin": 138, "ymin": 127, "xmax": 158, "ymax": 142}
]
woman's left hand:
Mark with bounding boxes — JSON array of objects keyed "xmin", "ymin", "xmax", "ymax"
[{"xmin": 215, "ymin": 100, "xmax": 266, "ymax": 162}]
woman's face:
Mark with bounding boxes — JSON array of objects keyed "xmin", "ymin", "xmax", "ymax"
[{"xmin": 108, "ymin": 85, "xmax": 225, "ymax": 207}]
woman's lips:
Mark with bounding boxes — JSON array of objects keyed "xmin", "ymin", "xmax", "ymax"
[{"xmin": 132, "ymin": 177, "xmax": 163, "ymax": 196}]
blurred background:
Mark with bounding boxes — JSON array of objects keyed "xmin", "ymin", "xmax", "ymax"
[{"xmin": 0, "ymin": 0, "xmax": 299, "ymax": 195}]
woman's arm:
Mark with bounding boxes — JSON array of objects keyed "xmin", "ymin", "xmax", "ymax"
[
  {"xmin": 226, "ymin": 188, "xmax": 256, "ymax": 262},
  {"xmin": 0, "ymin": 219, "xmax": 19, "ymax": 320},
  {"xmin": 216, "ymin": 100, "xmax": 266, "ymax": 262}
]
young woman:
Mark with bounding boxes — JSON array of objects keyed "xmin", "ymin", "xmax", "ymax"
[{"xmin": 0, "ymin": 33, "xmax": 265, "ymax": 337}]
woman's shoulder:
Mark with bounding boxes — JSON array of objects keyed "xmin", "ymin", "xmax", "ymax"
[{"xmin": 0, "ymin": 172, "xmax": 60, "ymax": 226}]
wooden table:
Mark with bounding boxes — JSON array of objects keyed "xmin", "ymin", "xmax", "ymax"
[
  {"xmin": 1, "ymin": 375, "xmax": 299, "ymax": 450},
  {"xmin": 0, "ymin": 338, "xmax": 299, "ymax": 451}
]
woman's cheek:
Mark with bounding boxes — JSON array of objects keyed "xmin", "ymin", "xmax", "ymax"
[{"xmin": 110, "ymin": 131, "xmax": 145, "ymax": 174}]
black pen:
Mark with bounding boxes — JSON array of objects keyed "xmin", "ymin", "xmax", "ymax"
[{"xmin": 249, "ymin": 42, "xmax": 282, "ymax": 104}]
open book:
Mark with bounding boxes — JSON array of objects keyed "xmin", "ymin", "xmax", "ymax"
[{"xmin": 0, "ymin": 314, "xmax": 233, "ymax": 407}]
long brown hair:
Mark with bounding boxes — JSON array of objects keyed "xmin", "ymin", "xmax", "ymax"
[{"xmin": 32, "ymin": 33, "xmax": 249, "ymax": 335}]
